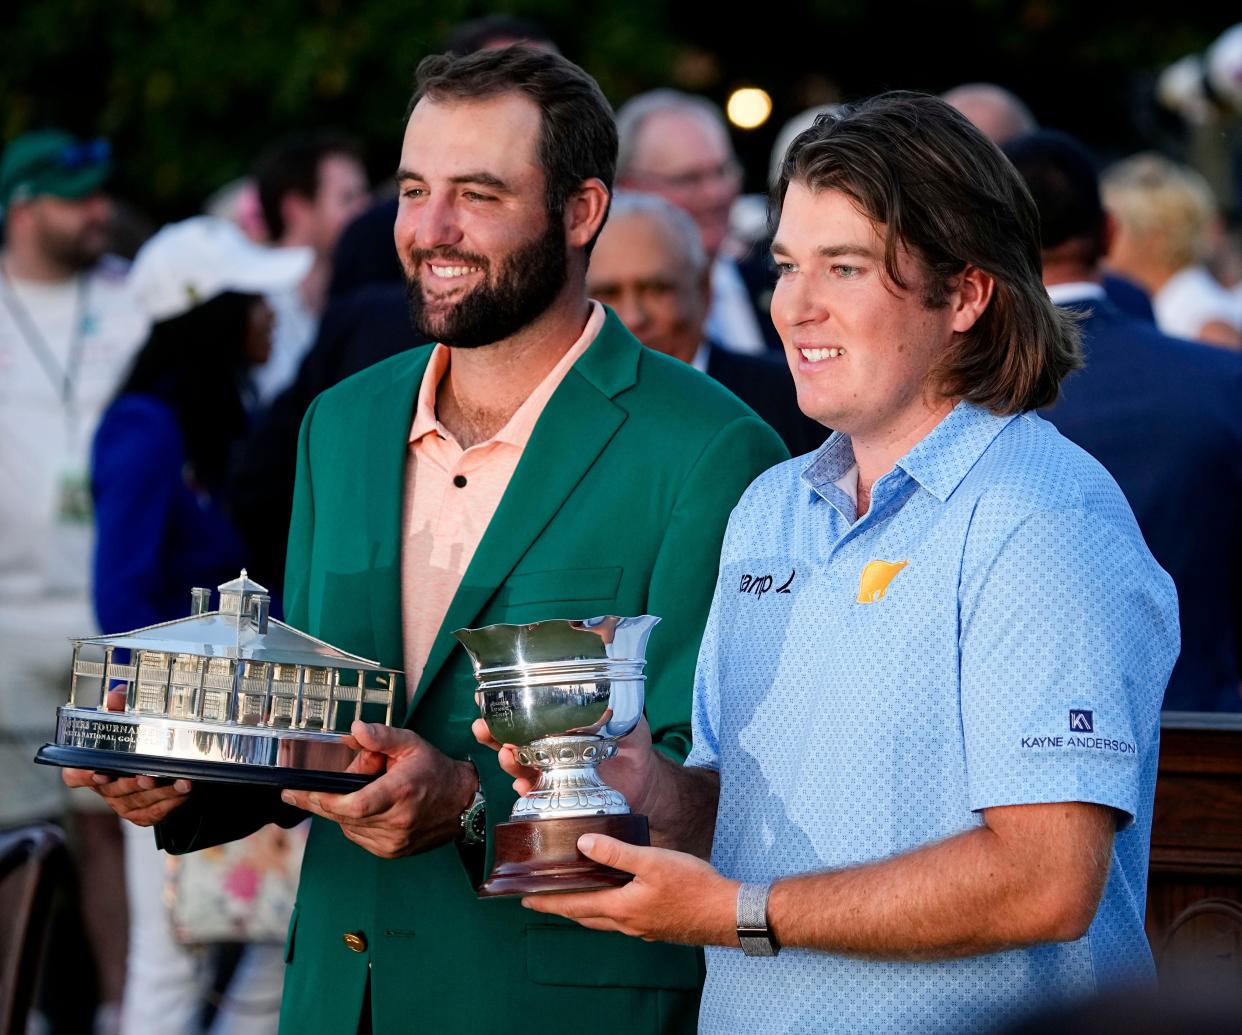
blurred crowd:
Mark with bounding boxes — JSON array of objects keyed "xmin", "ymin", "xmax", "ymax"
[{"xmin": 2, "ymin": 14, "xmax": 1242, "ymax": 1035}]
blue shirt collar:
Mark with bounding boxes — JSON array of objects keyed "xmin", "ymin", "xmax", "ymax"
[{"xmin": 801, "ymin": 402, "xmax": 1019, "ymax": 508}]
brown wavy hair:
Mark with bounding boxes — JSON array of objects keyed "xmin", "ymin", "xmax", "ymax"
[{"xmin": 774, "ymin": 92, "xmax": 1081, "ymax": 414}]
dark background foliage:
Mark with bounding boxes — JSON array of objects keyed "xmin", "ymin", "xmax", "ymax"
[{"xmin": 1, "ymin": 0, "xmax": 1234, "ymax": 221}]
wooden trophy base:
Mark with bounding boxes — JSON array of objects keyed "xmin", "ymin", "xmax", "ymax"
[{"xmin": 478, "ymin": 813, "xmax": 650, "ymax": 898}]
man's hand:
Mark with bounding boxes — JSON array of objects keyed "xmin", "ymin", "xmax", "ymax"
[
  {"xmin": 521, "ymin": 833, "xmax": 739, "ymax": 947},
  {"xmin": 62, "ymin": 768, "xmax": 192, "ymax": 826},
  {"xmin": 281, "ymin": 720, "xmax": 476, "ymax": 860}
]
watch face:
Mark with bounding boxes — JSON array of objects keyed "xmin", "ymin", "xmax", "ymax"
[
  {"xmin": 469, "ymin": 804, "xmax": 487, "ymax": 840},
  {"xmin": 461, "ymin": 798, "xmax": 486, "ymax": 845}
]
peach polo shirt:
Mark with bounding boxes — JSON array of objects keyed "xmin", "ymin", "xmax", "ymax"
[{"xmin": 400, "ymin": 302, "xmax": 605, "ymax": 689}]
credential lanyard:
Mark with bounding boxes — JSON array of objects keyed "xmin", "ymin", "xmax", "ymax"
[{"xmin": 0, "ymin": 265, "xmax": 90, "ymax": 436}]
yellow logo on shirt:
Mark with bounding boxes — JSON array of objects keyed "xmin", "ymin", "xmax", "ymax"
[{"xmin": 856, "ymin": 559, "xmax": 908, "ymax": 604}]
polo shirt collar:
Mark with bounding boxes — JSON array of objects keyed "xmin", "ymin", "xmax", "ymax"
[
  {"xmin": 408, "ymin": 344, "xmax": 452, "ymax": 444},
  {"xmin": 802, "ymin": 431, "xmax": 857, "ymax": 506},
  {"xmin": 1047, "ymin": 281, "xmax": 1106, "ymax": 306},
  {"xmin": 801, "ymin": 401, "xmax": 1017, "ymax": 507},
  {"xmin": 897, "ymin": 402, "xmax": 1017, "ymax": 501},
  {"xmin": 408, "ymin": 302, "xmax": 606, "ymax": 449}
]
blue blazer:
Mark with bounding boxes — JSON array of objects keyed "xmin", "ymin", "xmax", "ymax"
[{"xmin": 1042, "ymin": 298, "xmax": 1242, "ymax": 712}]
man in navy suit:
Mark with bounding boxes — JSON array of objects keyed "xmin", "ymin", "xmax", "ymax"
[
  {"xmin": 615, "ymin": 92, "xmax": 784, "ymax": 355},
  {"xmin": 1007, "ymin": 130, "xmax": 1242, "ymax": 712},
  {"xmin": 586, "ymin": 191, "xmax": 825, "ymax": 455}
]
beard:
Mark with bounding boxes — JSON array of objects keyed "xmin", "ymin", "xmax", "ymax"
[
  {"xmin": 31, "ymin": 197, "xmax": 112, "ymax": 273},
  {"xmin": 38, "ymin": 219, "xmax": 109, "ymax": 273},
  {"xmin": 404, "ymin": 215, "xmax": 568, "ymax": 349}
]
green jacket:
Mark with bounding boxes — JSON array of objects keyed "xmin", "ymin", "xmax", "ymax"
[{"xmin": 160, "ymin": 310, "xmax": 788, "ymax": 1033}]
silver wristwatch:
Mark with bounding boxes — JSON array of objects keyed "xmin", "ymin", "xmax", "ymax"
[
  {"xmin": 736, "ymin": 882, "xmax": 779, "ymax": 957},
  {"xmin": 458, "ymin": 767, "xmax": 487, "ymax": 846}
]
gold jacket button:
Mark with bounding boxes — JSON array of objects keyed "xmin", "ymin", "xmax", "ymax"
[{"xmin": 343, "ymin": 931, "xmax": 367, "ymax": 953}]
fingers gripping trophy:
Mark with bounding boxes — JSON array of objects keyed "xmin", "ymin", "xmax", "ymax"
[{"xmin": 454, "ymin": 615, "xmax": 658, "ymax": 897}]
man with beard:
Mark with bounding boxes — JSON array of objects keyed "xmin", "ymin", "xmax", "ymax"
[
  {"xmin": 66, "ymin": 47, "xmax": 787, "ymax": 1034},
  {"xmin": 1, "ymin": 128, "xmax": 144, "ymax": 1032},
  {"xmin": 1, "ymin": 130, "xmax": 145, "ymax": 828}
]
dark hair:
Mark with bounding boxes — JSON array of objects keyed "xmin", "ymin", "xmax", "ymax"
[
  {"xmin": 444, "ymin": 16, "xmax": 557, "ymax": 56},
  {"xmin": 408, "ymin": 47, "xmax": 616, "ymax": 250},
  {"xmin": 1003, "ymin": 130, "xmax": 1108, "ymax": 262},
  {"xmin": 254, "ymin": 130, "xmax": 362, "ymax": 240},
  {"xmin": 774, "ymin": 92, "xmax": 1081, "ymax": 414},
  {"xmin": 114, "ymin": 291, "xmax": 257, "ymax": 493}
]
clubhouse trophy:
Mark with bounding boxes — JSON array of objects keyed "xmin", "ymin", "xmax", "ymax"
[
  {"xmin": 454, "ymin": 615, "xmax": 659, "ymax": 897},
  {"xmin": 35, "ymin": 572, "xmax": 399, "ymax": 792}
]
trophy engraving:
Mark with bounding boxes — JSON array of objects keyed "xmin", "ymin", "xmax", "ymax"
[
  {"xmin": 34, "ymin": 572, "xmax": 400, "ymax": 791},
  {"xmin": 454, "ymin": 615, "xmax": 658, "ymax": 897}
]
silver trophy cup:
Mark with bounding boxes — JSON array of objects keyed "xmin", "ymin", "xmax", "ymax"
[{"xmin": 453, "ymin": 614, "xmax": 658, "ymax": 895}]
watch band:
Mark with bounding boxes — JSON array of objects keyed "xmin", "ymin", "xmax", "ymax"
[{"xmin": 736, "ymin": 882, "xmax": 779, "ymax": 957}]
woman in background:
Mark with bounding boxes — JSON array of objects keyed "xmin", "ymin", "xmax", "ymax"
[
  {"xmin": 93, "ymin": 216, "xmax": 310, "ymax": 1035},
  {"xmin": 1102, "ymin": 153, "xmax": 1242, "ymax": 349}
]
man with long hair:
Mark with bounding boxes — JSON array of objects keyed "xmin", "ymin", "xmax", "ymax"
[{"xmin": 514, "ymin": 94, "xmax": 1180, "ymax": 1034}]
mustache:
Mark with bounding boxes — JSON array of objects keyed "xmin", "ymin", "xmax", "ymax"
[{"xmin": 406, "ymin": 247, "xmax": 490, "ymax": 271}]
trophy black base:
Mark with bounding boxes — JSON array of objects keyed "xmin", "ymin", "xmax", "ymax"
[
  {"xmin": 34, "ymin": 745, "xmax": 374, "ymax": 793},
  {"xmin": 478, "ymin": 813, "xmax": 650, "ymax": 898}
]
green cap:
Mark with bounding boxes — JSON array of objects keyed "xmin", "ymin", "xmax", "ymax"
[{"xmin": 0, "ymin": 129, "xmax": 112, "ymax": 214}]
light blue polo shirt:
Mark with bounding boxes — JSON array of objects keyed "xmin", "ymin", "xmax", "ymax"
[{"xmin": 686, "ymin": 402, "xmax": 1179, "ymax": 1035}]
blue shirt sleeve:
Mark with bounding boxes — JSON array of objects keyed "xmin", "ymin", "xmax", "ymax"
[
  {"xmin": 92, "ymin": 396, "xmax": 185, "ymax": 634},
  {"xmin": 958, "ymin": 506, "xmax": 1179, "ymax": 826}
]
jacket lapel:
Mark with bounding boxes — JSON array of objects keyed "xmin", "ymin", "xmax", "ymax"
[
  {"xmin": 365, "ymin": 347, "xmax": 433, "ymax": 715},
  {"xmin": 404, "ymin": 310, "xmax": 641, "ymax": 721}
]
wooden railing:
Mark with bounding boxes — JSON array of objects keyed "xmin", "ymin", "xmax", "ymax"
[{"xmin": 1146, "ymin": 711, "xmax": 1242, "ymax": 987}]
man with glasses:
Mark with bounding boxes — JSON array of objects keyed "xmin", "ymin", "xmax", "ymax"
[
  {"xmin": 616, "ymin": 90, "xmax": 778, "ymax": 354},
  {"xmin": 587, "ymin": 191, "xmax": 825, "ymax": 455},
  {"xmin": 0, "ymin": 127, "xmax": 145, "ymax": 1032}
]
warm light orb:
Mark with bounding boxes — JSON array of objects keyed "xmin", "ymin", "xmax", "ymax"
[{"xmin": 727, "ymin": 87, "xmax": 773, "ymax": 130}]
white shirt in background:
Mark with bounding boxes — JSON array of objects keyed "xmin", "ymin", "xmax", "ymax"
[
  {"xmin": 252, "ymin": 284, "xmax": 317, "ymax": 405},
  {"xmin": 1153, "ymin": 265, "xmax": 1241, "ymax": 342},
  {"xmin": 705, "ymin": 254, "xmax": 766, "ymax": 355}
]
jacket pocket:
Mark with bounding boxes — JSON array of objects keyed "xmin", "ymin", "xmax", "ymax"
[
  {"xmin": 493, "ymin": 566, "xmax": 623, "ymax": 608},
  {"xmin": 524, "ymin": 922, "xmax": 703, "ymax": 990}
]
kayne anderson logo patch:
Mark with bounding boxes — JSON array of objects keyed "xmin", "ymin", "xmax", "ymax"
[
  {"xmin": 1070, "ymin": 709, "xmax": 1093, "ymax": 732},
  {"xmin": 856, "ymin": 559, "xmax": 908, "ymax": 604},
  {"xmin": 1022, "ymin": 710, "xmax": 1135, "ymax": 755},
  {"xmin": 738, "ymin": 570, "xmax": 795, "ymax": 599}
]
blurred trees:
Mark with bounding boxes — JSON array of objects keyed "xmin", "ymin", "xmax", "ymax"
[
  {"xmin": 0, "ymin": 0, "xmax": 1232, "ymax": 220},
  {"xmin": 0, "ymin": 0, "xmax": 677, "ymax": 218}
]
